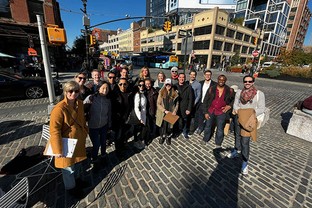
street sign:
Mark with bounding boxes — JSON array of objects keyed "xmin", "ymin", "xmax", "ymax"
[
  {"xmin": 252, "ymin": 50, "xmax": 259, "ymax": 57},
  {"xmin": 178, "ymin": 29, "xmax": 192, "ymax": 38}
]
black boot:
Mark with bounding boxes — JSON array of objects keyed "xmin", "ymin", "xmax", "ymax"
[
  {"xmin": 166, "ymin": 136, "xmax": 171, "ymax": 145},
  {"xmin": 159, "ymin": 135, "xmax": 165, "ymax": 144}
]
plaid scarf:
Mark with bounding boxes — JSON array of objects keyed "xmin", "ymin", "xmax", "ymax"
[{"xmin": 240, "ymin": 86, "xmax": 257, "ymax": 105}]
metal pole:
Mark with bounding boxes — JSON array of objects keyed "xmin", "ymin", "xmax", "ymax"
[
  {"xmin": 183, "ymin": 32, "xmax": 188, "ymax": 73},
  {"xmin": 36, "ymin": 15, "xmax": 56, "ymax": 113},
  {"xmin": 82, "ymin": 0, "xmax": 89, "ymax": 73}
]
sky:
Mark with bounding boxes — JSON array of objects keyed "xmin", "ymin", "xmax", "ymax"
[{"xmin": 58, "ymin": 0, "xmax": 312, "ymax": 48}]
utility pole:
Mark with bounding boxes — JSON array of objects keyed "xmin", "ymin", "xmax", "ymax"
[
  {"xmin": 183, "ymin": 32, "xmax": 189, "ymax": 73},
  {"xmin": 81, "ymin": 0, "xmax": 90, "ymax": 73}
]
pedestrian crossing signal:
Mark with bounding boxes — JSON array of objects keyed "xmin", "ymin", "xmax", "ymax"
[
  {"xmin": 254, "ymin": 37, "xmax": 258, "ymax": 45},
  {"xmin": 163, "ymin": 21, "xmax": 172, "ymax": 33}
]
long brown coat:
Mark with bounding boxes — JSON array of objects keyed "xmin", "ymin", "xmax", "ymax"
[
  {"xmin": 237, "ymin": 108, "xmax": 257, "ymax": 142},
  {"xmin": 156, "ymin": 87, "xmax": 179, "ymax": 127},
  {"xmin": 49, "ymin": 97, "xmax": 88, "ymax": 168}
]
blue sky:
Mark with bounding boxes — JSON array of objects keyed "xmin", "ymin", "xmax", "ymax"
[{"xmin": 58, "ymin": 0, "xmax": 312, "ymax": 47}]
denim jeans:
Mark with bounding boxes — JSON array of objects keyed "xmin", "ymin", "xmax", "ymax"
[
  {"xmin": 233, "ymin": 118, "xmax": 250, "ymax": 162},
  {"xmin": 195, "ymin": 103, "xmax": 206, "ymax": 133},
  {"xmin": 232, "ymin": 114, "xmax": 242, "ymax": 150},
  {"xmin": 179, "ymin": 116, "xmax": 190, "ymax": 136},
  {"xmin": 203, "ymin": 112, "xmax": 226, "ymax": 145},
  {"xmin": 89, "ymin": 125, "xmax": 108, "ymax": 160},
  {"xmin": 61, "ymin": 162, "xmax": 83, "ymax": 190}
]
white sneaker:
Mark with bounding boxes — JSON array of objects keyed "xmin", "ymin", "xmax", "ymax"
[
  {"xmin": 242, "ymin": 161, "xmax": 248, "ymax": 175},
  {"xmin": 227, "ymin": 149, "xmax": 239, "ymax": 158}
]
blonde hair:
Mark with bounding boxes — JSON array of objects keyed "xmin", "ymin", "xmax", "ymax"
[
  {"xmin": 63, "ymin": 81, "xmax": 79, "ymax": 94},
  {"xmin": 139, "ymin": 66, "xmax": 150, "ymax": 79}
]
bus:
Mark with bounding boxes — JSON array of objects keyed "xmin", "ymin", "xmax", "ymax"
[{"xmin": 149, "ymin": 55, "xmax": 178, "ymax": 69}]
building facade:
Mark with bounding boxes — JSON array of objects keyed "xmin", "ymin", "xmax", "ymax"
[
  {"xmin": 0, "ymin": 0, "xmax": 64, "ymax": 63},
  {"xmin": 235, "ymin": 0, "xmax": 291, "ymax": 58},
  {"xmin": 286, "ymin": 0, "xmax": 312, "ymax": 50},
  {"xmin": 141, "ymin": 8, "xmax": 259, "ymax": 69}
]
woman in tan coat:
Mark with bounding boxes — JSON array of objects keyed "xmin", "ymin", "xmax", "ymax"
[
  {"xmin": 50, "ymin": 81, "xmax": 88, "ymax": 197},
  {"xmin": 156, "ymin": 78, "xmax": 179, "ymax": 145}
]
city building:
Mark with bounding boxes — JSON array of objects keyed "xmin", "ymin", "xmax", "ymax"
[
  {"xmin": 0, "ymin": 0, "xmax": 65, "ymax": 64},
  {"xmin": 141, "ymin": 8, "xmax": 259, "ymax": 69},
  {"xmin": 234, "ymin": 0, "xmax": 290, "ymax": 58},
  {"xmin": 146, "ymin": 0, "xmax": 236, "ymax": 28},
  {"xmin": 91, "ymin": 28, "xmax": 117, "ymax": 45},
  {"xmin": 286, "ymin": 0, "xmax": 312, "ymax": 50}
]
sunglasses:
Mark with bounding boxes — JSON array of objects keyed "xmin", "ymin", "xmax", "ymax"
[
  {"xmin": 77, "ymin": 77, "xmax": 86, "ymax": 81},
  {"xmin": 108, "ymin": 76, "xmax": 115, "ymax": 79},
  {"xmin": 171, "ymin": 71, "xmax": 178, "ymax": 73},
  {"xmin": 244, "ymin": 81, "xmax": 254, "ymax": 83},
  {"xmin": 138, "ymin": 84, "xmax": 145, "ymax": 87},
  {"xmin": 68, "ymin": 90, "xmax": 79, "ymax": 94},
  {"xmin": 118, "ymin": 83, "xmax": 127, "ymax": 86}
]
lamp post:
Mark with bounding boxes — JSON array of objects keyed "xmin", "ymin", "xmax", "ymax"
[{"xmin": 81, "ymin": 0, "xmax": 90, "ymax": 73}]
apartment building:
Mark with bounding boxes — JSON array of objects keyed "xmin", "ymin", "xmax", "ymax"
[
  {"xmin": 286, "ymin": 0, "xmax": 312, "ymax": 50},
  {"xmin": 235, "ymin": 0, "xmax": 290, "ymax": 58},
  {"xmin": 141, "ymin": 8, "xmax": 259, "ymax": 69}
]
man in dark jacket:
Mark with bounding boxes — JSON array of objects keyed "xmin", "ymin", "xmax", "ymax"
[
  {"xmin": 196, "ymin": 70, "xmax": 216, "ymax": 135},
  {"xmin": 202, "ymin": 75, "xmax": 234, "ymax": 148},
  {"xmin": 144, "ymin": 78, "xmax": 159, "ymax": 142},
  {"xmin": 175, "ymin": 73, "xmax": 194, "ymax": 139}
]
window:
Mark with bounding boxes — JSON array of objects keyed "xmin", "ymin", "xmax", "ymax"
[
  {"xmin": 194, "ymin": 25, "xmax": 212, "ymax": 36},
  {"xmin": 215, "ymin": 25, "xmax": 225, "ymax": 35},
  {"xmin": 224, "ymin": 43, "xmax": 232, "ymax": 51},
  {"xmin": 0, "ymin": 0, "xmax": 11, "ymax": 18},
  {"xmin": 234, "ymin": 44, "xmax": 241, "ymax": 53},
  {"xmin": 27, "ymin": 0, "xmax": 44, "ymax": 23},
  {"xmin": 241, "ymin": 46, "xmax": 248, "ymax": 53},
  {"xmin": 213, "ymin": 41, "xmax": 223, "ymax": 50},
  {"xmin": 244, "ymin": 35, "xmax": 250, "ymax": 42},
  {"xmin": 177, "ymin": 43, "xmax": 181, "ymax": 50},
  {"xmin": 193, "ymin": 40, "xmax": 210, "ymax": 50},
  {"xmin": 235, "ymin": 32, "xmax": 243, "ymax": 40},
  {"xmin": 226, "ymin": 29, "xmax": 235, "ymax": 38}
]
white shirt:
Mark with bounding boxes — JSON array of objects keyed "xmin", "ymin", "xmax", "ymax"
[
  {"xmin": 201, "ymin": 80, "xmax": 211, "ymax": 103},
  {"xmin": 134, "ymin": 92, "xmax": 147, "ymax": 125}
]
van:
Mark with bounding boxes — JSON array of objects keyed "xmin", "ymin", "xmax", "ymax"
[{"xmin": 262, "ymin": 61, "xmax": 277, "ymax": 68}]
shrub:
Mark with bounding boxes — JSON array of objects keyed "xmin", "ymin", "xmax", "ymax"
[
  {"xmin": 281, "ymin": 66, "xmax": 312, "ymax": 78},
  {"xmin": 265, "ymin": 69, "xmax": 280, "ymax": 78}
]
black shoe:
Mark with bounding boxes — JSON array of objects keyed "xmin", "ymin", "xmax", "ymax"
[
  {"xmin": 166, "ymin": 137, "xmax": 171, "ymax": 145},
  {"xmin": 159, "ymin": 136, "xmax": 165, "ymax": 144},
  {"xmin": 67, "ymin": 186, "xmax": 84, "ymax": 198}
]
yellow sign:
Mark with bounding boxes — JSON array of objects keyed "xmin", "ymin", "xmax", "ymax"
[
  {"xmin": 169, "ymin": 55, "xmax": 178, "ymax": 62},
  {"xmin": 47, "ymin": 27, "xmax": 67, "ymax": 44}
]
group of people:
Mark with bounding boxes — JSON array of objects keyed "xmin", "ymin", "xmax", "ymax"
[{"xmin": 48, "ymin": 65, "xmax": 265, "ymax": 197}]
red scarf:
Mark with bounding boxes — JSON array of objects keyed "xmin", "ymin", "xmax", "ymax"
[
  {"xmin": 171, "ymin": 74, "xmax": 178, "ymax": 80},
  {"xmin": 240, "ymin": 86, "xmax": 257, "ymax": 104}
]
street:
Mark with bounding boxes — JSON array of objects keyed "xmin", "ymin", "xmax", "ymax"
[{"xmin": 0, "ymin": 68, "xmax": 311, "ymax": 207}]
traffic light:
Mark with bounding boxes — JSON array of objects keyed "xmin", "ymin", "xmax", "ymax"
[
  {"xmin": 163, "ymin": 21, "xmax": 172, "ymax": 33},
  {"xmin": 89, "ymin": 35, "xmax": 96, "ymax": 46},
  {"xmin": 254, "ymin": 37, "xmax": 258, "ymax": 45}
]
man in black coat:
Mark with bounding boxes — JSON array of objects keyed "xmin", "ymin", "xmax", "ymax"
[
  {"xmin": 175, "ymin": 73, "xmax": 194, "ymax": 139},
  {"xmin": 196, "ymin": 70, "xmax": 217, "ymax": 135}
]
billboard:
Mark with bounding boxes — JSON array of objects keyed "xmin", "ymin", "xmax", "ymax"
[{"xmin": 167, "ymin": 0, "xmax": 236, "ymax": 12}]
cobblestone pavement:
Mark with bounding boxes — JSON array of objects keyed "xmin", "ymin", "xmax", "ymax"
[{"xmin": 0, "ymin": 70, "xmax": 311, "ymax": 208}]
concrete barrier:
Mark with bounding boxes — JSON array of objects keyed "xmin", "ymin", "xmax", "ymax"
[{"xmin": 286, "ymin": 109, "xmax": 312, "ymax": 142}]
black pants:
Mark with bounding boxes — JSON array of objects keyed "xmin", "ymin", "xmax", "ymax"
[
  {"xmin": 161, "ymin": 121, "xmax": 173, "ymax": 137},
  {"xmin": 195, "ymin": 103, "xmax": 205, "ymax": 133}
]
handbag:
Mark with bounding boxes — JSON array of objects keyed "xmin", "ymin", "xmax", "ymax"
[
  {"xmin": 256, "ymin": 92, "xmax": 270, "ymax": 129},
  {"xmin": 126, "ymin": 110, "xmax": 141, "ymax": 125}
]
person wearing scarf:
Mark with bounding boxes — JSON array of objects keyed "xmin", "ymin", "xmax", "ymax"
[{"xmin": 231, "ymin": 75, "xmax": 265, "ymax": 175}]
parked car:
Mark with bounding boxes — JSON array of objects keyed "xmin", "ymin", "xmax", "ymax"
[
  {"xmin": 262, "ymin": 61, "xmax": 277, "ymax": 68},
  {"xmin": 0, "ymin": 71, "xmax": 62, "ymax": 100}
]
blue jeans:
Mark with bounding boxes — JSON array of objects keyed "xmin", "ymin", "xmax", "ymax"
[
  {"xmin": 203, "ymin": 112, "xmax": 226, "ymax": 146},
  {"xmin": 89, "ymin": 125, "xmax": 108, "ymax": 160},
  {"xmin": 61, "ymin": 163, "xmax": 83, "ymax": 190}
]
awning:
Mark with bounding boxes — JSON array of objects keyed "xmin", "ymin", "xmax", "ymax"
[{"xmin": 0, "ymin": 52, "xmax": 15, "ymax": 58}]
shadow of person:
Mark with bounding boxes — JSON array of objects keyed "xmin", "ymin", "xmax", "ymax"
[
  {"xmin": 281, "ymin": 112, "xmax": 293, "ymax": 132},
  {"xmin": 203, "ymin": 148, "xmax": 241, "ymax": 207}
]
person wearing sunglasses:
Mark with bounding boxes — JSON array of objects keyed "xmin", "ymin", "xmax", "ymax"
[
  {"xmin": 170, "ymin": 67, "xmax": 179, "ymax": 85},
  {"xmin": 132, "ymin": 80, "xmax": 148, "ymax": 150},
  {"xmin": 74, "ymin": 72, "xmax": 92, "ymax": 100},
  {"xmin": 202, "ymin": 75, "xmax": 234, "ymax": 149},
  {"xmin": 111, "ymin": 78, "xmax": 133, "ymax": 156},
  {"xmin": 230, "ymin": 75, "xmax": 265, "ymax": 175},
  {"xmin": 49, "ymin": 81, "xmax": 89, "ymax": 198}
]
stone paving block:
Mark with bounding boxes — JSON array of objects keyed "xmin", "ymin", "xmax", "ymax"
[{"xmin": 146, "ymin": 192, "xmax": 160, "ymax": 208}]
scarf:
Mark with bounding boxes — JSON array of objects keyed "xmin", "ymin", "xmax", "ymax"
[
  {"xmin": 171, "ymin": 74, "xmax": 178, "ymax": 80},
  {"xmin": 240, "ymin": 86, "xmax": 257, "ymax": 105}
]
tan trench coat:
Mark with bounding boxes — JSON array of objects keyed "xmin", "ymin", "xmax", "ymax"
[
  {"xmin": 237, "ymin": 108, "xmax": 257, "ymax": 142},
  {"xmin": 49, "ymin": 97, "xmax": 88, "ymax": 168},
  {"xmin": 156, "ymin": 87, "xmax": 179, "ymax": 128}
]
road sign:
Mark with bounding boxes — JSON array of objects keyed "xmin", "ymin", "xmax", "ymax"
[
  {"xmin": 178, "ymin": 29, "xmax": 192, "ymax": 38},
  {"xmin": 252, "ymin": 50, "xmax": 259, "ymax": 57}
]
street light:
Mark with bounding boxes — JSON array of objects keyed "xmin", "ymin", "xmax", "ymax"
[{"xmin": 81, "ymin": 0, "xmax": 90, "ymax": 73}]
